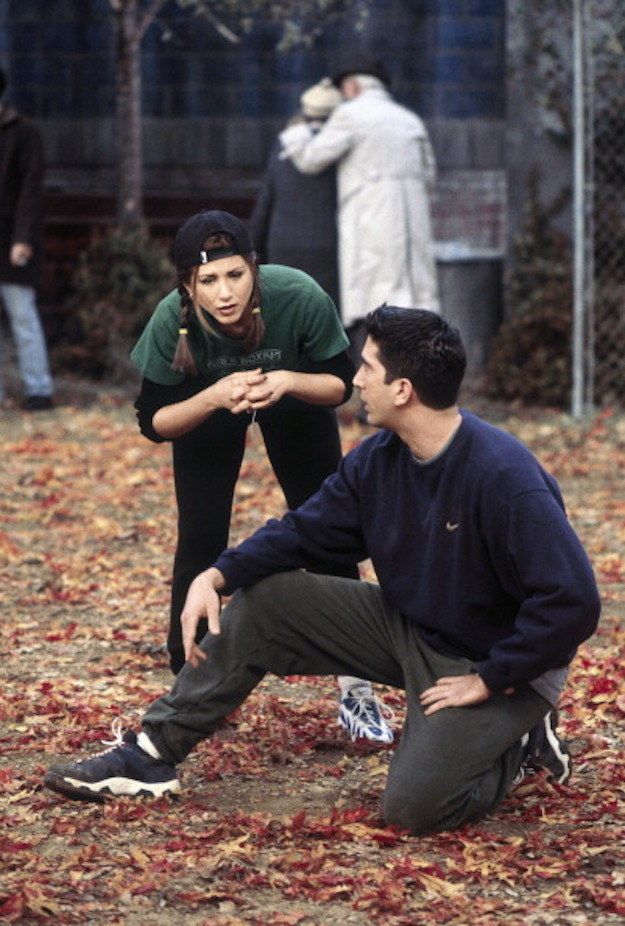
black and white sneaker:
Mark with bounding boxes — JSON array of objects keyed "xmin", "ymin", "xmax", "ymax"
[
  {"xmin": 338, "ymin": 686, "xmax": 394, "ymax": 744},
  {"xmin": 44, "ymin": 720, "xmax": 180, "ymax": 802},
  {"xmin": 521, "ymin": 711, "xmax": 572, "ymax": 784}
]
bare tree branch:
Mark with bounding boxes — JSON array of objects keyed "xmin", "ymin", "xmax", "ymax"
[
  {"xmin": 111, "ymin": 0, "xmax": 371, "ymax": 226},
  {"xmin": 138, "ymin": 0, "xmax": 169, "ymax": 40},
  {"xmin": 195, "ymin": 7, "xmax": 241, "ymax": 44}
]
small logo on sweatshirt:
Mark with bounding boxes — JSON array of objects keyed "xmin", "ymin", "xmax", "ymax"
[{"xmin": 445, "ymin": 521, "xmax": 459, "ymax": 532}]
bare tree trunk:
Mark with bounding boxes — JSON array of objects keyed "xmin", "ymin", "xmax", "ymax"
[
  {"xmin": 115, "ymin": 0, "xmax": 144, "ymax": 229},
  {"xmin": 108, "ymin": 0, "xmax": 359, "ymax": 230}
]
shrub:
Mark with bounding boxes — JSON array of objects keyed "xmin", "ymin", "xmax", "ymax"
[
  {"xmin": 53, "ymin": 226, "xmax": 174, "ymax": 381},
  {"xmin": 485, "ymin": 179, "xmax": 572, "ymax": 407}
]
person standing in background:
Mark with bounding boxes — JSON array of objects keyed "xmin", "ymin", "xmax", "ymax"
[
  {"xmin": 280, "ymin": 55, "xmax": 439, "ymax": 361},
  {"xmin": 248, "ymin": 78, "xmax": 341, "ymax": 314},
  {"xmin": 0, "ymin": 65, "xmax": 53, "ymax": 411}
]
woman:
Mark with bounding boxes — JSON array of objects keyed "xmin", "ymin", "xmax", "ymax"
[
  {"xmin": 248, "ymin": 77, "xmax": 341, "ymax": 310},
  {"xmin": 131, "ymin": 210, "xmax": 393, "ymax": 744}
]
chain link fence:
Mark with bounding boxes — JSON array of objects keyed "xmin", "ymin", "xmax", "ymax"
[{"xmin": 578, "ymin": 0, "xmax": 625, "ymax": 408}]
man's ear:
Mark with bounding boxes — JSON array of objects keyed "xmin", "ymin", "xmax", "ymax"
[{"xmin": 394, "ymin": 378, "xmax": 413, "ymax": 407}]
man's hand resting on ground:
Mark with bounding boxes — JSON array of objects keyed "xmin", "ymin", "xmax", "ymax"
[{"xmin": 180, "ymin": 567, "xmax": 225, "ymax": 668}]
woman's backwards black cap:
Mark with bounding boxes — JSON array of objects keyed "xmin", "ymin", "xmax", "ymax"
[{"xmin": 174, "ymin": 211, "xmax": 255, "ymax": 268}]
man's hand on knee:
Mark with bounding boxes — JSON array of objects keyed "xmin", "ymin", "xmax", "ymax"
[
  {"xmin": 420, "ymin": 674, "xmax": 492, "ymax": 715},
  {"xmin": 181, "ymin": 567, "xmax": 225, "ymax": 667}
]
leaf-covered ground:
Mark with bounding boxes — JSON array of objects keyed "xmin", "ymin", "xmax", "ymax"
[{"xmin": 1, "ymin": 390, "xmax": 623, "ymax": 925}]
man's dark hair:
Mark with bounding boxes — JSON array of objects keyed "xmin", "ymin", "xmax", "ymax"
[
  {"xmin": 0, "ymin": 66, "xmax": 6, "ymax": 98},
  {"xmin": 365, "ymin": 305, "xmax": 466, "ymax": 409}
]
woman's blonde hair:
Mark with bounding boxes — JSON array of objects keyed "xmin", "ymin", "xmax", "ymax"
[{"xmin": 172, "ymin": 233, "xmax": 264, "ymax": 375}]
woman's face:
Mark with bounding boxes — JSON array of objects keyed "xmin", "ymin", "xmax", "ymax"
[{"xmin": 187, "ymin": 255, "xmax": 254, "ymax": 328}]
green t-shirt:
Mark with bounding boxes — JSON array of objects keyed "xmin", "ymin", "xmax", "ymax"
[{"xmin": 131, "ymin": 264, "xmax": 348, "ymax": 386}]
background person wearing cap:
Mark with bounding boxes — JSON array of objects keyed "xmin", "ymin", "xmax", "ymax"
[
  {"xmin": 248, "ymin": 78, "xmax": 341, "ymax": 311},
  {"xmin": 130, "ymin": 210, "xmax": 394, "ymax": 744},
  {"xmin": 0, "ymin": 64, "xmax": 54, "ymax": 411},
  {"xmin": 279, "ymin": 55, "xmax": 439, "ymax": 360}
]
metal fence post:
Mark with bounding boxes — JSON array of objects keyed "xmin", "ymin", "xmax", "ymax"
[{"xmin": 572, "ymin": 0, "xmax": 586, "ymax": 418}]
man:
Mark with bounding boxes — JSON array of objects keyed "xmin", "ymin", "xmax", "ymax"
[
  {"xmin": 279, "ymin": 55, "xmax": 439, "ymax": 357},
  {"xmin": 0, "ymin": 65, "xmax": 53, "ymax": 410},
  {"xmin": 44, "ymin": 307, "xmax": 600, "ymax": 836}
]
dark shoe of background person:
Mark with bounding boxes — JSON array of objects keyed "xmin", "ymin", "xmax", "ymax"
[{"xmin": 22, "ymin": 395, "xmax": 53, "ymax": 411}]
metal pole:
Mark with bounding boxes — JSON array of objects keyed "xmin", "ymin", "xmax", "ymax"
[{"xmin": 571, "ymin": 0, "xmax": 586, "ymax": 418}]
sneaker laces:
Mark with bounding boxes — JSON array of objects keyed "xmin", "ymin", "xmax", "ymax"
[
  {"xmin": 73, "ymin": 718, "xmax": 126, "ymax": 765},
  {"xmin": 347, "ymin": 691, "xmax": 395, "ymax": 724},
  {"xmin": 101, "ymin": 717, "xmax": 124, "ymax": 748}
]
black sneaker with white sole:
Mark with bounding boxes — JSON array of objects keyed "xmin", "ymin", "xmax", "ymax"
[
  {"xmin": 522, "ymin": 710, "xmax": 572, "ymax": 784},
  {"xmin": 44, "ymin": 724, "xmax": 180, "ymax": 803}
]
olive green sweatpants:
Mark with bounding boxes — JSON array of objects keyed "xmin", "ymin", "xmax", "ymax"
[{"xmin": 143, "ymin": 571, "xmax": 549, "ymax": 835}]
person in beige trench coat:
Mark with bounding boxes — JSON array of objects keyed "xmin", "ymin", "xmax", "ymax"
[{"xmin": 279, "ymin": 57, "xmax": 440, "ymax": 339}]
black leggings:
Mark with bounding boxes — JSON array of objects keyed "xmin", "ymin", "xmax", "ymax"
[{"xmin": 168, "ymin": 396, "xmax": 358, "ymax": 672}]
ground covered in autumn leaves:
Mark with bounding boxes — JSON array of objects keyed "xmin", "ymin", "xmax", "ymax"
[{"xmin": 1, "ymin": 387, "xmax": 623, "ymax": 925}]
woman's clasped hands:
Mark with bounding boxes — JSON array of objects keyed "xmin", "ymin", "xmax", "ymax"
[{"xmin": 211, "ymin": 368, "xmax": 294, "ymax": 414}]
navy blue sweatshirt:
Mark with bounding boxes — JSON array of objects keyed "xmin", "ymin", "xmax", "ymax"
[{"xmin": 213, "ymin": 411, "xmax": 600, "ymax": 692}]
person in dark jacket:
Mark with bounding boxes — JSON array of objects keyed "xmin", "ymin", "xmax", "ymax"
[
  {"xmin": 248, "ymin": 78, "xmax": 341, "ymax": 313},
  {"xmin": 0, "ymin": 65, "xmax": 53, "ymax": 410},
  {"xmin": 280, "ymin": 55, "xmax": 439, "ymax": 335},
  {"xmin": 44, "ymin": 307, "xmax": 601, "ymax": 837}
]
